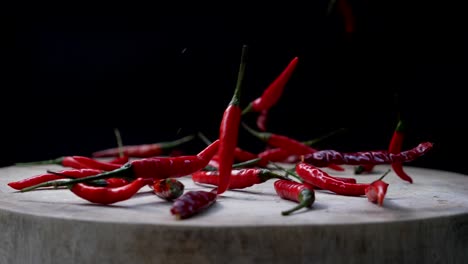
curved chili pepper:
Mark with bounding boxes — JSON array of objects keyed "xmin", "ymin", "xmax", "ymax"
[
  {"xmin": 303, "ymin": 142, "xmax": 434, "ymax": 167},
  {"xmin": 242, "ymin": 123, "xmax": 344, "ymax": 171},
  {"xmin": 217, "ymin": 45, "xmax": 248, "ymax": 195},
  {"xmin": 388, "ymin": 120, "xmax": 413, "ymax": 183},
  {"xmin": 365, "ymin": 169, "xmax": 391, "ymax": 206},
  {"xmin": 15, "ymin": 156, "xmax": 88, "ymax": 169},
  {"xmin": 71, "ymin": 156, "xmax": 122, "ymax": 171},
  {"xmin": 152, "ymin": 178, "xmax": 185, "ymax": 201},
  {"xmin": 192, "ymin": 168, "xmax": 286, "ymax": 190},
  {"xmin": 70, "ymin": 177, "xmax": 153, "ymax": 205},
  {"xmin": 8, "ymin": 168, "xmax": 103, "ymax": 190},
  {"xmin": 170, "ymin": 189, "xmax": 217, "ymax": 220},
  {"xmin": 274, "ymin": 179, "xmax": 315, "ymax": 215},
  {"xmin": 91, "ymin": 134, "xmax": 195, "ymax": 158},
  {"xmin": 20, "ymin": 140, "xmax": 220, "ymax": 192},
  {"xmin": 197, "ymin": 132, "xmax": 257, "ymax": 163},
  {"xmin": 242, "ymin": 56, "xmax": 298, "ymax": 114},
  {"xmin": 296, "ymin": 162, "xmax": 369, "ymax": 196}
]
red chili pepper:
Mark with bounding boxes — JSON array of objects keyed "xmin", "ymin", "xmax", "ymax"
[
  {"xmin": 192, "ymin": 168, "xmax": 286, "ymax": 190},
  {"xmin": 15, "ymin": 156, "xmax": 89, "ymax": 169},
  {"xmin": 170, "ymin": 189, "xmax": 218, "ymax": 220},
  {"xmin": 303, "ymin": 142, "xmax": 434, "ymax": 167},
  {"xmin": 108, "ymin": 156, "xmax": 130, "ymax": 165},
  {"xmin": 197, "ymin": 132, "xmax": 257, "ymax": 164},
  {"xmin": 242, "ymin": 56, "xmax": 298, "ymax": 114},
  {"xmin": 365, "ymin": 170, "xmax": 391, "ymax": 206},
  {"xmin": 388, "ymin": 120, "xmax": 413, "ymax": 183},
  {"xmin": 20, "ymin": 140, "xmax": 220, "ymax": 192},
  {"xmin": 274, "ymin": 179, "xmax": 315, "ymax": 215},
  {"xmin": 151, "ymin": 178, "xmax": 185, "ymax": 200},
  {"xmin": 354, "ymin": 164, "xmax": 376, "ymax": 174},
  {"xmin": 91, "ymin": 134, "xmax": 195, "ymax": 158},
  {"xmin": 242, "ymin": 123, "xmax": 344, "ymax": 171},
  {"xmin": 70, "ymin": 177, "xmax": 153, "ymax": 205},
  {"xmin": 296, "ymin": 162, "xmax": 369, "ymax": 196},
  {"xmin": 217, "ymin": 45, "xmax": 248, "ymax": 195},
  {"xmin": 8, "ymin": 168, "xmax": 103, "ymax": 190},
  {"xmin": 71, "ymin": 156, "xmax": 122, "ymax": 171}
]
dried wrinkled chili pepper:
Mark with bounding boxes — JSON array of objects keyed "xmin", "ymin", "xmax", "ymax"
[
  {"xmin": 170, "ymin": 189, "xmax": 218, "ymax": 220},
  {"xmin": 20, "ymin": 140, "xmax": 220, "ymax": 192},
  {"xmin": 91, "ymin": 134, "xmax": 195, "ymax": 158},
  {"xmin": 274, "ymin": 179, "xmax": 315, "ymax": 215},
  {"xmin": 217, "ymin": 45, "xmax": 248, "ymax": 195},
  {"xmin": 192, "ymin": 168, "xmax": 287, "ymax": 190},
  {"xmin": 151, "ymin": 178, "xmax": 185, "ymax": 200},
  {"xmin": 388, "ymin": 120, "xmax": 413, "ymax": 183},
  {"xmin": 242, "ymin": 123, "xmax": 344, "ymax": 171},
  {"xmin": 303, "ymin": 142, "xmax": 433, "ymax": 167},
  {"xmin": 365, "ymin": 169, "xmax": 391, "ymax": 206},
  {"xmin": 296, "ymin": 162, "xmax": 370, "ymax": 196},
  {"xmin": 70, "ymin": 177, "xmax": 153, "ymax": 205}
]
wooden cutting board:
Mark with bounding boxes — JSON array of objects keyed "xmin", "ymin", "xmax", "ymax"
[{"xmin": 1, "ymin": 164, "xmax": 467, "ymax": 264}]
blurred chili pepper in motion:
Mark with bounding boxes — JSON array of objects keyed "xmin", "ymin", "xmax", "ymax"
[
  {"xmin": 388, "ymin": 120, "xmax": 413, "ymax": 183},
  {"xmin": 217, "ymin": 45, "xmax": 248, "ymax": 195}
]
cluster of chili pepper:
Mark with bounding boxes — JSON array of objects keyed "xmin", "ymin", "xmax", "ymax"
[{"xmin": 7, "ymin": 43, "xmax": 436, "ymax": 220}]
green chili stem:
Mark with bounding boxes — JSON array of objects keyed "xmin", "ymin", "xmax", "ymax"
[
  {"xmin": 197, "ymin": 132, "xmax": 213, "ymax": 146},
  {"xmin": 302, "ymin": 128, "xmax": 347, "ymax": 146},
  {"xmin": 113, "ymin": 128, "xmax": 124, "ymax": 158},
  {"xmin": 241, "ymin": 122, "xmax": 271, "ymax": 142},
  {"xmin": 281, "ymin": 191, "xmax": 314, "ymax": 216},
  {"xmin": 160, "ymin": 134, "xmax": 196, "ymax": 149},
  {"xmin": 376, "ymin": 169, "xmax": 392, "ymax": 181}
]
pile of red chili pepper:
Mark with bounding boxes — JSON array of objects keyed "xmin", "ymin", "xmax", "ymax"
[{"xmin": 7, "ymin": 44, "xmax": 434, "ymax": 219}]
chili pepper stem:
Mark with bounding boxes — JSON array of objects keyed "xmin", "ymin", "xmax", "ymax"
[
  {"xmin": 197, "ymin": 132, "xmax": 213, "ymax": 146},
  {"xmin": 241, "ymin": 122, "xmax": 271, "ymax": 141},
  {"xmin": 241, "ymin": 103, "xmax": 253, "ymax": 115},
  {"xmin": 20, "ymin": 164, "xmax": 134, "ymax": 192},
  {"xmin": 302, "ymin": 128, "xmax": 347, "ymax": 146},
  {"xmin": 268, "ymin": 162, "xmax": 302, "ymax": 182},
  {"xmin": 281, "ymin": 192, "xmax": 314, "ymax": 216},
  {"xmin": 113, "ymin": 128, "xmax": 124, "ymax": 158},
  {"xmin": 15, "ymin": 157, "xmax": 64, "ymax": 166},
  {"xmin": 376, "ymin": 169, "xmax": 391, "ymax": 182},
  {"xmin": 161, "ymin": 134, "xmax": 196, "ymax": 149}
]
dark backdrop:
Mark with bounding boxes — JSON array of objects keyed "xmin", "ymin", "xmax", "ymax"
[{"xmin": 5, "ymin": 2, "xmax": 468, "ymax": 175}]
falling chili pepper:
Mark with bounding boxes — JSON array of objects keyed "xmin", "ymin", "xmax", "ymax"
[
  {"xmin": 15, "ymin": 156, "xmax": 89, "ymax": 169},
  {"xmin": 242, "ymin": 123, "xmax": 344, "ymax": 171},
  {"xmin": 274, "ymin": 179, "xmax": 315, "ymax": 215},
  {"xmin": 242, "ymin": 56, "xmax": 298, "ymax": 115},
  {"xmin": 19, "ymin": 139, "xmax": 220, "ymax": 192},
  {"xmin": 7, "ymin": 168, "xmax": 103, "ymax": 190},
  {"xmin": 69, "ymin": 177, "xmax": 153, "ymax": 205},
  {"xmin": 197, "ymin": 132, "xmax": 257, "ymax": 164},
  {"xmin": 91, "ymin": 134, "xmax": 195, "ymax": 158},
  {"xmin": 170, "ymin": 189, "xmax": 218, "ymax": 220},
  {"xmin": 192, "ymin": 168, "xmax": 287, "ymax": 190},
  {"xmin": 388, "ymin": 120, "xmax": 413, "ymax": 183},
  {"xmin": 151, "ymin": 178, "xmax": 185, "ymax": 201},
  {"xmin": 303, "ymin": 141, "xmax": 434, "ymax": 167},
  {"xmin": 296, "ymin": 162, "xmax": 370, "ymax": 196},
  {"xmin": 365, "ymin": 169, "xmax": 391, "ymax": 206},
  {"xmin": 217, "ymin": 45, "xmax": 248, "ymax": 195}
]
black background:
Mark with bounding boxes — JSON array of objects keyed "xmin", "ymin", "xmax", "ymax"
[{"xmin": 5, "ymin": 2, "xmax": 468, "ymax": 175}]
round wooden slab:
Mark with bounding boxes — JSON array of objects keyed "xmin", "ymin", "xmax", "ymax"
[{"xmin": 1, "ymin": 164, "xmax": 467, "ymax": 264}]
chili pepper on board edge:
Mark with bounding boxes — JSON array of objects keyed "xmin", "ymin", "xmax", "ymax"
[
  {"xmin": 274, "ymin": 179, "xmax": 315, "ymax": 216},
  {"xmin": 217, "ymin": 45, "xmax": 248, "ymax": 195},
  {"xmin": 151, "ymin": 178, "xmax": 185, "ymax": 201},
  {"xmin": 171, "ymin": 189, "xmax": 218, "ymax": 220},
  {"xmin": 242, "ymin": 123, "xmax": 344, "ymax": 171},
  {"xmin": 20, "ymin": 140, "xmax": 220, "ymax": 192},
  {"xmin": 70, "ymin": 177, "xmax": 153, "ymax": 205},
  {"xmin": 365, "ymin": 169, "xmax": 391, "ymax": 206},
  {"xmin": 388, "ymin": 120, "xmax": 413, "ymax": 183},
  {"xmin": 91, "ymin": 134, "xmax": 195, "ymax": 158},
  {"xmin": 303, "ymin": 142, "xmax": 433, "ymax": 167},
  {"xmin": 296, "ymin": 162, "xmax": 370, "ymax": 196},
  {"xmin": 192, "ymin": 168, "xmax": 287, "ymax": 190}
]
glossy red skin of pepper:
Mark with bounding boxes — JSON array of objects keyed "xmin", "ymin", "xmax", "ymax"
[
  {"xmin": 217, "ymin": 45, "xmax": 247, "ymax": 195},
  {"xmin": 170, "ymin": 190, "xmax": 217, "ymax": 219},
  {"xmin": 8, "ymin": 168, "xmax": 103, "ymax": 190},
  {"xmin": 152, "ymin": 178, "xmax": 185, "ymax": 200},
  {"xmin": 296, "ymin": 162, "xmax": 369, "ymax": 196},
  {"xmin": 256, "ymin": 109, "xmax": 268, "ymax": 131},
  {"xmin": 105, "ymin": 178, "xmax": 130, "ymax": 188},
  {"xmin": 72, "ymin": 156, "xmax": 122, "ymax": 171},
  {"xmin": 109, "ymin": 156, "xmax": 130, "ymax": 165},
  {"xmin": 313, "ymin": 176, "xmax": 357, "ymax": 190},
  {"xmin": 192, "ymin": 168, "xmax": 283, "ymax": 189},
  {"xmin": 257, "ymin": 148, "xmax": 291, "ymax": 167},
  {"xmin": 91, "ymin": 135, "xmax": 195, "ymax": 158},
  {"xmin": 70, "ymin": 177, "xmax": 153, "ymax": 205},
  {"xmin": 248, "ymin": 57, "xmax": 299, "ymax": 113},
  {"xmin": 365, "ymin": 180, "xmax": 389, "ymax": 206},
  {"xmin": 303, "ymin": 142, "xmax": 434, "ymax": 167},
  {"xmin": 388, "ymin": 120, "xmax": 413, "ymax": 183},
  {"xmin": 274, "ymin": 179, "xmax": 315, "ymax": 215}
]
